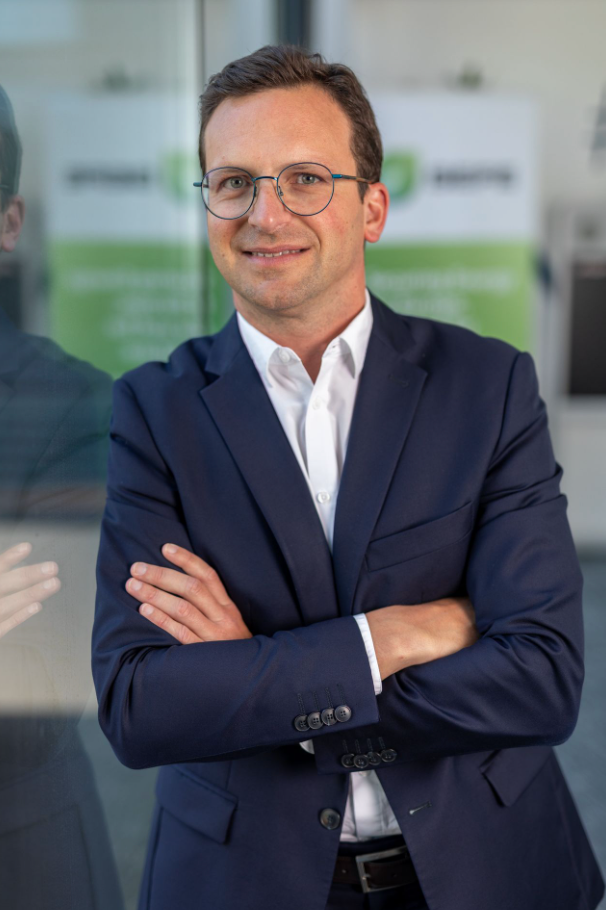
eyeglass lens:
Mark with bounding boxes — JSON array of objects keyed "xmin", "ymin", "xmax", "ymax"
[{"xmin": 201, "ymin": 163, "xmax": 334, "ymax": 218}]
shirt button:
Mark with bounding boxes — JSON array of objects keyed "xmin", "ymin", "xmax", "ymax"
[
  {"xmin": 316, "ymin": 491, "xmax": 331, "ymax": 504},
  {"xmin": 277, "ymin": 349, "xmax": 290, "ymax": 363}
]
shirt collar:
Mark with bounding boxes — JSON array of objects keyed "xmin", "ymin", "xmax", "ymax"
[{"xmin": 237, "ymin": 288, "xmax": 373, "ymax": 387}]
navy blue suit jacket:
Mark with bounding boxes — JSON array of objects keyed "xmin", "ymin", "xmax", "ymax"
[{"xmin": 92, "ymin": 294, "xmax": 604, "ymax": 910}]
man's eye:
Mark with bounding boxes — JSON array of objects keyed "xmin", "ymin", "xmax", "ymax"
[
  {"xmin": 225, "ymin": 177, "xmax": 245, "ymax": 189},
  {"xmin": 297, "ymin": 173, "xmax": 320, "ymax": 185}
]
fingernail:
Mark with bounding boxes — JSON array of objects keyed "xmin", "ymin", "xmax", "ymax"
[
  {"xmin": 28, "ymin": 603, "xmax": 41, "ymax": 614},
  {"xmin": 132, "ymin": 563, "xmax": 147, "ymax": 576},
  {"xmin": 164, "ymin": 544, "xmax": 177, "ymax": 555},
  {"xmin": 140, "ymin": 605, "xmax": 153, "ymax": 616},
  {"xmin": 43, "ymin": 578, "xmax": 58, "ymax": 590},
  {"xmin": 129, "ymin": 579, "xmax": 143, "ymax": 592},
  {"xmin": 14, "ymin": 542, "xmax": 31, "ymax": 555},
  {"xmin": 41, "ymin": 562, "xmax": 57, "ymax": 575}
]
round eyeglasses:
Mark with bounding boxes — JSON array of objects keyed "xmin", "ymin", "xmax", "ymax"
[{"xmin": 193, "ymin": 162, "xmax": 371, "ymax": 220}]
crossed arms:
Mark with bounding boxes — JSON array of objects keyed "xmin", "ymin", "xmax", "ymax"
[{"xmin": 92, "ymin": 351, "xmax": 584, "ymax": 770}]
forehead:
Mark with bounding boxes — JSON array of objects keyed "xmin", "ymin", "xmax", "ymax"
[{"xmin": 204, "ymin": 84, "xmax": 355, "ymax": 171}]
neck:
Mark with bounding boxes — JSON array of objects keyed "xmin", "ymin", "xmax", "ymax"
[{"xmin": 234, "ymin": 281, "xmax": 367, "ymax": 383}]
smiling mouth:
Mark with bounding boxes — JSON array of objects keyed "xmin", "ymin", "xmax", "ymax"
[{"xmin": 243, "ymin": 248, "xmax": 308, "ymax": 259}]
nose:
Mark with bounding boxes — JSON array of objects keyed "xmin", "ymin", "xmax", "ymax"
[{"xmin": 246, "ymin": 177, "xmax": 292, "ymax": 231}]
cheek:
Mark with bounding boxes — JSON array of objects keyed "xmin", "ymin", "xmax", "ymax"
[
  {"xmin": 207, "ymin": 225, "xmax": 235, "ymax": 265},
  {"xmin": 322, "ymin": 207, "xmax": 365, "ymax": 256}
]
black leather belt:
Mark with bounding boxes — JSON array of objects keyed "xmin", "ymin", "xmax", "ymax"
[{"xmin": 333, "ymin": 844, "xmax": 418, "ymax": 893}]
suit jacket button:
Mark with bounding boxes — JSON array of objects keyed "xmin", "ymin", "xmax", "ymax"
[
  {"xmin": 353, "ymin": 754, "xmax": 369, "ymax": 770},
  {"xmin": 319, "ymin": 808, "xmax": 341, "ymax": 830},
  {"xmin": 307, "ymin": 711, "xmax": 323, "ymax": 730},
  {"xmin": 381, "ymin": 748, "xmax": 398, "ymax": 763},
  {"xmin": 294, "ymin": 714, "xmax": 309, "ymax": 732},
  {"xmin": 335, "ymin": 705, "xmax": 352, "ymax": 723},
  {"xmin": 321, "ymin": 707, "xmax": 337, "ymax": 726},
  {"xmin": 367, "ymin": 751, "xmax": 382, "ymax": 766},
  {"xmin": 341, "ymin": 753, "xmax": 355, "ymax": 769}
]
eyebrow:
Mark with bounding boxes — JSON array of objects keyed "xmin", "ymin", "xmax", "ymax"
[{"xmin": 205, "ymin": 159, "xmax": 333, "ymax": 174}]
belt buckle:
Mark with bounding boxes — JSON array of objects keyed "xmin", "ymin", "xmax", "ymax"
[{"xmin": 354, "ymin": 845, "xmax": 409, "ymax": 894}]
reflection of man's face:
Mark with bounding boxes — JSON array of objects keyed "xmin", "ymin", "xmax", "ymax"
[
  {"xmin": 0, "ymin": 190, "xmax": 24, "ymax": 254},
  {"xmin": 203, "ymin": 84, "xmax": 377, "ymax": 321}
]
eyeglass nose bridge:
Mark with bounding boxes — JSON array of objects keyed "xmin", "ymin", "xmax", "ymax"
[{"xmin": 250, "ymin": 175, "xmax": 285, "ymax": 206}]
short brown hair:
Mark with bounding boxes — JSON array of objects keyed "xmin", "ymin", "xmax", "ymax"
[{"xmin": 198, "ymin": 45, "xmax": 382, "ymax": 200}]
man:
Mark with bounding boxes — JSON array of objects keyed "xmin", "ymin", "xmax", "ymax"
[
  {"xmin": 0, "ymin": 85, "xmax": 123, "ymax": 909},
  {"xmin": 92, "ymin": 46, "xmax": 605, "ymax": 910}
]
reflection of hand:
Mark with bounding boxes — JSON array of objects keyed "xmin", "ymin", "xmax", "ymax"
[
  {"xmin": 126, "ymin": 543, "xmax": 252, "ymax": 644},
  {"xmin": 0, "ymin": 542, "xmax": 61, "ymax": 640}
]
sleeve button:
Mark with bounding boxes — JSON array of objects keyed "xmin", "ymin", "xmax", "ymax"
[
  {"xmin": 294, "ymin": 714, "xmax": 309, "ymax": 732},
  {"xmin": 335, "ymin": 705, "xmax": 352, "ymax": 722},
  {"xmin": 321, "ymin": 707, "xmax": 337, "ymax": 726},
  {"xmin": 307, "ymin": 711, "xmax": 323, "ymax": 730},
  {"xmin": 380, "ymin": 748, "xmax": 398, "ymax": 763}
]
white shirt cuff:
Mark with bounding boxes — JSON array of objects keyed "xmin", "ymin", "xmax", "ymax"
[{"xmin": 353, "ymin": 613, "xmax": 383, "ymax": 695}]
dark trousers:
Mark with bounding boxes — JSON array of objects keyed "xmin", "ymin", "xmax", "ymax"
[{"xmin": 325, "ymin": 835, "xmax": 429, "ymax": 910}]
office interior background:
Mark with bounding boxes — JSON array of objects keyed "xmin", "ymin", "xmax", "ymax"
[{"xmin": 1, "ymin": 1, "xmax": 605, "ymax": 906}]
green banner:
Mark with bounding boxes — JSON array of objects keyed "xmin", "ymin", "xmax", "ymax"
[
  {"xmin": 50, "ymin": 241, "xmax": 204, "ymax": 378},
  {"xmin": 365, "ymin": 242, "xmax": 535, "ymax": 352}
]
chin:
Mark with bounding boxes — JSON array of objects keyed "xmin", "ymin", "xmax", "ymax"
[{"xmin": 237, "ymin": 279, "xmax": 319, "ymax": 314}]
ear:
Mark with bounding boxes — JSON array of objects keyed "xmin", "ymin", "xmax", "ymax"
[
  {"xmin": 362, "ymin": 182, "xmax": 389, "ymax": 244},
  {"xmin": 0, "ymin": 195, "xmax": 25, "ymax": 253}
]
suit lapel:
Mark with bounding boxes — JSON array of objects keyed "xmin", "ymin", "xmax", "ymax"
[
  {"xmin": 199, "ymin": 315, "xmax": 339, "ymax": 627},
  {"xmin": 332, "ymin": 296, "xmax": 428, "ymax": 616}
]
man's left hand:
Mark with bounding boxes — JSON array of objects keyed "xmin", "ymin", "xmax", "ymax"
[{"xmin": 126, "ymin": 544, "xmax": 252, "ymax": 643}]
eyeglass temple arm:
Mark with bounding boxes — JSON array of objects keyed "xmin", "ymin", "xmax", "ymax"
[{"xmin": 332, "ymin": 174, "xmax": 371, "ymax": 184}]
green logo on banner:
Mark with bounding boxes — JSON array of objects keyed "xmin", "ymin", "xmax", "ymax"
[
  {"xmin": 160, "ymin": 151, "xmax": 199, "ymax": 204},
  {"xmin": 381, "ymin": 151, "xmax": 419, "ymax": 203}
]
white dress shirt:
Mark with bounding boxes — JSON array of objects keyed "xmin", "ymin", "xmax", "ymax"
[{"xmin": 237, "ymin": 289, "xmax": 402, "ymax": 841}]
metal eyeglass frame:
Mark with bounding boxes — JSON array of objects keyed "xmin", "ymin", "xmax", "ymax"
[{"xmin": 193, "ymin": 162, "xmax": 371, "ymax": 219}]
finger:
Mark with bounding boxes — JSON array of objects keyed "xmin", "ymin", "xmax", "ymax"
[
  {"xmin": 161, "ymin": 544, "xmax": 232, "ymax": 605},
  {"xmin": 126, "ymin": 577, "xmax": 217, "ymax": 636},
  {"xmin": 0, "ymin": 576, "xmax": 61, "ymax": 622},
  {"xmin": 138, "ymin": 603, "xmax": 203, "ymax": 645},
  {"xmin": 130, "ymin": 561, "xmax": 226, "ymax": 623},
  {"xmin": 0, "ymin": 560, "xmax": 59, "ymax": 598},
  {"xmin": 0, "ymin": 602, "xmax": 42, "ymax": 640},
  {"xmin": 0, "ymin": 542, "xmax": 32, "ymax": 574}
]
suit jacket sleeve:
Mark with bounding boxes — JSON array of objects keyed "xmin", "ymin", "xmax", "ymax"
[
  {"xmin": 313, "ymin": 351, "xmax": 585, "ymax": 772},
  {"xmin": 92, "ymin": 376, "xmax": 380, "ymax": 769}
]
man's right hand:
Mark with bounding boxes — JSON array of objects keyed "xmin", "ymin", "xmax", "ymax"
[
  {"xmin": 366, "ymin": 597, "xmax": 479, "ymax": 680},
  {"xmin": 0, "ymin": 542, "xmax": 61, "ymax": 640}
]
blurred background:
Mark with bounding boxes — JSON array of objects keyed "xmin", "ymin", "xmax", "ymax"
[{"xmin": 0, "ymin": 0, "xmax": 604, "ymax": 906}]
